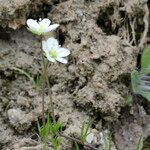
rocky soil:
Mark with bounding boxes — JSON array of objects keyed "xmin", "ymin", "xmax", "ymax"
[{"xmin": 0, "ymin": 0, "xmax": 150, "ymax": 150}]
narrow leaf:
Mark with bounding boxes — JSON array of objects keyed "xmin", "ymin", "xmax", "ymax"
[
  {"xmin": 141, "ymin": 46, "xmax": 150, "ymax": 69},
  {"xmin": 131, "ymin": 70, "xmax": 139, "ymax": 93}
]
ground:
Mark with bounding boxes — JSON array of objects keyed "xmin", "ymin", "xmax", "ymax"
[{"xmin": 0, "ymin": 0, "xmax": 150, "ymax": 150}]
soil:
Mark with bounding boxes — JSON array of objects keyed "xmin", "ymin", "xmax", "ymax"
[{"xmin": 0, "ymin": 0, "xmax": 150, "ymax": 150}]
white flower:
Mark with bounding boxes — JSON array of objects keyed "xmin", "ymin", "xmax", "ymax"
[
  {"xmin": 27, "ymin": 18, "xmax": 59, "ymax": 35},
  {"xmin": 42, "ymin": 37, "xmax": 70, "ymax": 64}
]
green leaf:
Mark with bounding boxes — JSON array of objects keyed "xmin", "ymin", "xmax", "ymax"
[
  {"xmin": 131, "ymin": 46, "xmax": 150, "ymax": 102},
  {"xmin": 33, "ymin": 75, "xmax": 43, "ymax": 91},
  {"xmin": 141, "ymin": 46, "xmax": 150, "ymax": 69},
  {"xmin": 37, "ymin": 119, "xmax": 41, "ymax": 136},
  {"xmin": 79, "ymin": 120, "xmax": 92, "ymax": 143},
  {"xmin": 131, "ymin": 70, "xmax": 139, "ymax": 93},
  {"xmin": 131, "ymin": 70, "xmax": 150, "ymax": 101},
  {"xmin": 139, "ymin": 91, "xmax": 150, "ymax": 102},
  {"xmin": 51, "ymin": 136, "xmax": 61, "ymax": 150}
]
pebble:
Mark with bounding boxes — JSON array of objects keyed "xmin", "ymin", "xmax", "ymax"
[{"xmin": 7, "ymin": 108, "xmax": 24, "ymax": 125}]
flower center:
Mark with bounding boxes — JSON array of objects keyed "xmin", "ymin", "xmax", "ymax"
[
  {"xmin": 49, "ymin": 50, "xmax": 57, "ymax": 59},
  {"xmin": 40, "ymin": 24, "xmax": 46, "ymax": 30}
]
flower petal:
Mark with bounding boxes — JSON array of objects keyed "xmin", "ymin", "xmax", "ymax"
[
  {"xmin": 44, "ymin": 24, "xmax": 59, "ymax": 32},
  {"xmin": 47, "ymin": 38, "xmax": 59, "ymax": 50},
  {"xmin": 56, "ymin": 57, "xmax": 68, "ymax": 64},
  {"xmin": 57, "ymin": 48, "xmax": 70, "ymax": 57},
  {"xmin": 27, "ymin": 28, "xmax": 41, "ymax": 35},
  {"xmin": 42, "ymin": 41, "xmax": 48, "ymax": 52},
  {"xmin": 27, "ymin": 19, "xmax": 39, "ymax": 30},
  {"xmin": 39, "ymin": 18, "xmax": 51, "ymax": 27}
]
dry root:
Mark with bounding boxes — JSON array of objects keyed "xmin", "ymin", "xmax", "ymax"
[{"xmin": 138, "ymin": 3, "xmax": 149, "ymax": 51}]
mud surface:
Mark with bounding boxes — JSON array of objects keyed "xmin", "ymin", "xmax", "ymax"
[{"xmin": 0, "ymin": 0, "xmax": 150, "ymax": 150}]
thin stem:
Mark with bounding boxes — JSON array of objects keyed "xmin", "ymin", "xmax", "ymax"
[
  {"xmin": 45, "ymin": 63, "xmax": 56, "ymax": 122},
  {"xmin": 42, "ymin": 36, "xmax": 55, "ymax": 122},
  {"xmin": 44, "ymin": 142, "xmax": 47, "ymax": 150},
  {"xmin": 41, "ymin": 36, "xmax": 46, "ymax": 124}
]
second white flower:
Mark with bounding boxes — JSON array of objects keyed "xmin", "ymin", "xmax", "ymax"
[
  {"xmin": 27, "ymin": 18, "xmax": 59, "ymax": 35},
  {"xmin": 42, "ymin": 38, "xmax": 70, "ymax": 64}
]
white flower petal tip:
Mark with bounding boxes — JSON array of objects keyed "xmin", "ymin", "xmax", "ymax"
[
  {"xmin": 44, "ymin": 24, "xmax": 59, "ymax": 33},
  {"xmin": 42, "ymin": 38, "xmax": 70, "ymax": 64},
  {"xmin": 26, "ymin": 18, "xmax": 59, "ymax": 35},
  {"xmin": 49, "ymin": 24, "xmax": 60, "ymax": 30},
  {"xmin": 39, "ymin": 18, "xmax": 51, "ymax": 27},
  {"xmin": 27, "ymin": 19, "xmax": 39, "ymax": 30},
  {"xmin": 58, "ymin": 48, "xmax": 70, "ymax": 57},
  {"xmin": 56, "ymin": 57, "xmax": 68, "ymax": 64}
]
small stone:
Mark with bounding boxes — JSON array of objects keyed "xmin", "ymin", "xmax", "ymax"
[
  {"xmin": 86, "ymin": 132, "xmax": 97, "ymax": 144},
  {"xmin": 7, "ymin": 108, "xmax": 24, "ymax": 125},
  {"xmin": 86, "ymin": 133, "xmax": 94, "ymax": 144}
]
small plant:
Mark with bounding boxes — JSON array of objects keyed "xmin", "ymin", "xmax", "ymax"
[
  {"xmin": 37, "ymin": 115, "xmax": 62, "ymax": 150},
  {"xmin": 26, "ymin": 18, "xmax": 70, "ymax": 123},
  {"xmin": 26, "ymin": 18, "xmax": 70, "ymax": 149},
  {"xmin": 80, "ymin": 121, "xmax": 92, "ymax": 143},
  {"xmin": 74, "ymin": 120, "xmax": 92, "ymax": 150},
  {"xmin": 33, "ymin": 75, "xmax": 43, "ymax": 91},
  {"xmin": 131, "ymin": 46, "xmax": 150, "ymax": 101}
]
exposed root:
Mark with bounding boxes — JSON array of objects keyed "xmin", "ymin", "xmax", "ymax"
[
  {"xmin": 129, "ymin": 16, "xmax": 137, "ymax": 46},
  {"xmin": 121, "ymin": 21, "xmax": 130, "ymax": 44},
  {"xmin": 123, "ymin": 40, "xmax": 137, "ymax": 50},
  {"xmin": 138, "ymin": 3, "xmax": 149, "ymax": 51}
]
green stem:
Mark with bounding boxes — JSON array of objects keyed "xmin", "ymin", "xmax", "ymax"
[
  {"xmin": 41, "ymin": 36, "xmax": 55, "ymax": 122},
  {"xmin": 45, "ymin": 63, "xmax": 56, "ymax": 122},
  {"xmin": 44, "ymin": 144, "xmax": 46, "ymax": 150},
  {"xmin": 41, "ymin": 36, "xmax": 46, "ymax": 124},
  {"xmin": 44, "ymin": 141, "xmax": 47, "ymax": 150}
]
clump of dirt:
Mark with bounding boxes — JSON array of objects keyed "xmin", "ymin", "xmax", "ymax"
[
  {"xmin": 0, "ymin": 0, "xmax": 58, "ymax": 29},
  {"xmin": 0, "ymin": 0, "xmax": 150, "ymax": 149}
]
